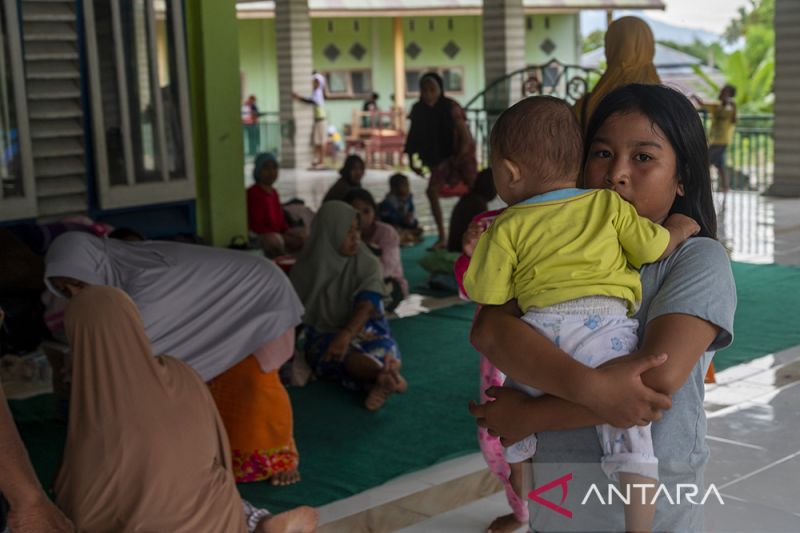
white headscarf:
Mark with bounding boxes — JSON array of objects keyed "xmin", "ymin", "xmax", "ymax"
[{"xmin": 45, "ymin": 232, "xmax": 304, "ymax": 381}]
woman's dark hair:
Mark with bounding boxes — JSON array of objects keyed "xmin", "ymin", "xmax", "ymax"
[
  {"xmin": 583, "ymin": 83, "xmax": 717, "ymax": 239},
  {"xmin": 419, "ymin": 72, "xmax": 445, "ymax": 95},
  {"xmin": 339, "ymin": 154, "xmax": 365, "ymax": 183},
  {"xmin": 343, "ymin": 187, "xmax": 378, "ymax": 214}
]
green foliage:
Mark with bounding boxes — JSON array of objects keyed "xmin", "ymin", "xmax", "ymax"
[
  {"xmin": 715, "ymin": 0, "xmax": 775, "ymax": 112},
  {"xmin": 724, "ymin": 0, "xmax": 774, "ymax": 44},
  {"xmin": 582, "ymin": 29, "xmax": 605, "ymax": 54}
]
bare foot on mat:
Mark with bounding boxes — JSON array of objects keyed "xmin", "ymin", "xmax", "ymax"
[
  {"xmin": 270, "ymin": 469, "xmax": 301, "ymax": 486},
  {"xmin": 383, "ymin": 355, "xmax": 407, "ymax": 394},
  {"xmin": 426, "ymin": 239, "xmax": 447, "ymax": 252},
  {"xmin": 256, "ymin": 506, "xmax": 318, "ymax": 533},
  {"xmin": 487, "ymin": 512, "xmax": 526, "ymax": 533}
]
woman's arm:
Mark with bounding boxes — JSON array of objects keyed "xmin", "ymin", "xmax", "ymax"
[
  {"xmin": 472, "ymin": 302, "xmax": 673, "ymax": 428},
  {"xmin": 0, "ymin": 386, "xmax": 74, "ymax": 532},
  {"xmin": 323, "ymin": 300, "xmax": 375, "ymax": 362},
  {"xmin": 469, "ymin": 312, "xmax": 720, "ymax": 441},
  {"xmin": 636, "ymin": 313, "xmax": 720, "ymax": 394}
]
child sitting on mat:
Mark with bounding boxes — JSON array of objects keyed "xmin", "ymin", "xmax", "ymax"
[{"xmin": 463, "ymin": 96, "xmax": 700, "ymax": 533}]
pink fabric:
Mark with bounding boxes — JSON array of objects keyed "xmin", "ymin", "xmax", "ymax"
[
  {"xmin": 369, "ymin": 221, "xmax": 409, "ymax": 297},
  {"xmin": 478, "ymin": 355, "xmax": 530, "ymax": 523},
  {"xmin": 252, "ymin": 327, "xmax": 296, "ymax": 373},
  {"xmin": 453, "ymin": 206, "xmax": 528, "ymax": 523},
  {"xmin": 455, "ymin": 208, "xmax": 505, "ymax": 300}
]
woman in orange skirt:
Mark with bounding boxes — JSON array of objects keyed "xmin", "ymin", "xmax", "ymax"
[{"xmin": 209, "ymin": 329, "xmax": 301, "ymax": 486}]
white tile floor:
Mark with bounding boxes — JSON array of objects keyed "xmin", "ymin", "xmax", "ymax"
[{"xmin": 261, "ymin": 168, "xmax": 800, "ymax": 533}]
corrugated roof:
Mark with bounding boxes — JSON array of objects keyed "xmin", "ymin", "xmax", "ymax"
[
  {"xmin": 581, "ymin": 43, "xmax": 706, "ymax": 69},
  {"xmin": 237, "ymin": 1, "xmax": 665, "ymax": 17}
]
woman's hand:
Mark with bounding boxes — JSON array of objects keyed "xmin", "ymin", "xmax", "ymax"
[
  {"xmin": 7, "ymin": 494, "xmax": 75, "ymax": 533},
  {"xmin": 323, "ymin": 330, "xmax": 353, "ymax": 362},
  {"xmin": 468, "ymin": 387, "xmax": 538, "ymax": 446},
  {"xmin": 582, "ymin": 353, "xmax": 673, "ymax": 428}
]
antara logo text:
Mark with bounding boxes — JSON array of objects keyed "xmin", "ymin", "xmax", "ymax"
[{"xmin": 528, "ymin": 473, "xmax": 725, "ymax": 518}]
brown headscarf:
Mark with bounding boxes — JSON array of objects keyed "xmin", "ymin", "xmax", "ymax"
[
  {"xmin": 54, "ymin": 286, "xmax": 247, "ymax": 532},
  {"xmin": 574, "ymin": 16, "xmax": 661, "ymax": 130}
]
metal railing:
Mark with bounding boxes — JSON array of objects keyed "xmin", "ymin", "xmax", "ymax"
[
  {"xmin": 462, "ymin": 60, "xmax": 774, "ymax": 191},
  {"xmin": 700, "ymin": 112, "xmax": 774, "ymax": 191},
  {"xmin": 243, "ymin": 112, "xmax": 286, "ymax": 160},
  {"xmin": 464, "ymin": 59, "xmax": 599, "ymax": 166}
]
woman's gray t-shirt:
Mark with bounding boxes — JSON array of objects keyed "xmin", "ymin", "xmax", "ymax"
[{"xmin": 531, "ymin": 237, "xmax": 736, "ymax": 533}]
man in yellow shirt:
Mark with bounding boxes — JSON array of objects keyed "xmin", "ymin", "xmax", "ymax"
[{"xmin": 694, "ymin": 85, "xmax": 737, "ymax": 192}]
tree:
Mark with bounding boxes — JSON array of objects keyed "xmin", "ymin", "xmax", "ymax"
[
  {"xmin": 723, "ymin": 0, "xmax": 774, "ymax": 44},
  {"xmin": 582, "ymin": 30, "xmax": 605, "ymax": 54},
  {"xmin": 712, "ymin": 0, "xmax": 775, "ymax": 112},
  {"xmin": 693, "ymin": 50, "xmax": 774, "ymax": 112}
]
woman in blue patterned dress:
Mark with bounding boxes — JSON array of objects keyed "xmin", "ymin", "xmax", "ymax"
[{"xmin": 290, "ymin": 201, "xmax": 407, "ymax": 410}]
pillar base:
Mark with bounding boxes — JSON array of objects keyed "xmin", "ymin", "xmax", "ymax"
[{"xmin": 764, "ymin": 182, "xmax": 800, "ymax": 198}]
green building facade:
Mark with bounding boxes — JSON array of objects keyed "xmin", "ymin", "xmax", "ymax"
[{"xmin": 238, "ymin": 12, "xmax": 580, "ymax": 134}]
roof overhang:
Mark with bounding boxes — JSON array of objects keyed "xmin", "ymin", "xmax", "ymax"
[{"xmin": 236, "ymin": 1, "xmax": 665, "ymax": 19}]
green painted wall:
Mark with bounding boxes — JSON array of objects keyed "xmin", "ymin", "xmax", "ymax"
[
  {"xmin": 524, "ymin": 14, "xmax": 579, "ymax": 65},
  {"xmin": 310, "ymin": 17, "xmax": 395, "ymax": 133},
  {"xmin": 237, "ymin": 13, "xmax": 578, "ymax": 134},
  {"xmin": 239, "ymin": 19, "xmax": 279, "ymax": 116},
  {"xmin": 400, "ymin": 16, "xmax": 485, "ymax": 106},
  {"xmin": 187, "ymin": 0, "xmax": 247, "ymax": 246}
]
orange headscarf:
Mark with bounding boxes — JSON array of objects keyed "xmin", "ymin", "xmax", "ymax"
[
  {"xmin": 55, "ymin": 286, "xmax": 247, "ymax": 532},
  {"xmin": 574, "ymin": 16, "xmax": 661, "ymax": 130}
]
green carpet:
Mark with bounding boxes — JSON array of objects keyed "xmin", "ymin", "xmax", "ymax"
[
  {"xmin": 714, "ymin": 262, "xmax": 800, "ymax": 371},
  {"xmin": 11, "ymin": 303, "xmax": 481, "ymax": 514},
  {"xmin": 10, "ymin": 261, "xmax": 800, "ymax": 513},
  {"xmin": 400, "ymin": 236, "xmax": 458, "ymax": 296}
]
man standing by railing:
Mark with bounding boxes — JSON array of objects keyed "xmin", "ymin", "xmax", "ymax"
[
  {"xmin": 242, "ymin": 95, "xmax": 265, "ymax": 157},
  {"xmin": 694, "ymin": 85, "xmax": 738, "ymax": 192}
]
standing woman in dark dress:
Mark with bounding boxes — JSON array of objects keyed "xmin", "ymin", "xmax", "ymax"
[{"xmin": 405, "ymin": 72, "xmax": 477, "ymax": 250}]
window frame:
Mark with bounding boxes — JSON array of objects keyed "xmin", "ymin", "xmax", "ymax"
[
  {"xmin": 321, "ymin": 69, "xmax": 373, "ymax": 100},
  {"xmin": 405, "ymin": 66, "xmax": 465, "ymax": 97},
  {"xmin": 82, "ymin": 0, "xmax": 195, "ymax": 210},
  {"xmin": 0, "ymin": 0, "xmax": 36, "ymax": 221}
]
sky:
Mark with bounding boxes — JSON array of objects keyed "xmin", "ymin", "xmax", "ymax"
[
  {"xmin": 581, "ymin": 0, "xmax": 752, "ymax": 45},
  {"xmin": 646, "ymin": 0, "xmax": 752, "ymax": 35}
]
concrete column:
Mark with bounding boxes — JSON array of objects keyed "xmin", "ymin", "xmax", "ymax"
[
  {"xmin": 275, "ymin": 0, "xmax": 313, "ymax": 169},
  {"xmin": 482, "ymin": 0, "xmax": 525, "ymax": 113},
  {"xmin": 393, "ymin": 17, "xmax": 406, "ymax": 111},
  {"xmin": 185, "ymin": 0, "xmax": 247, "ymax": 246},
  {"xmin": 766, "ymin": 0, "xmax": 800, "ymax": 197}
]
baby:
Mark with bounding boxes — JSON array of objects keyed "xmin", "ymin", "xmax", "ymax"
[{"xmin": 463, "ymin": 96, "xmax": 699, "ymax": 532}]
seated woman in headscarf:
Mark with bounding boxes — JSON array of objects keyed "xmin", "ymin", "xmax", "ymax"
[
  {"xmin": 44, "ymin": 232, "xmax": 305, "ymax": 487},
  {"xmin": 572, "ymin": 16, "xmax": 661, "ymax": 131},
  {"xmin": 55, "ymin": 286, "xmax": 318, "ymax": 533},
  {"xmin": 290, "ymin": 201, "xmax": 407, "ymax": 410},
  {"xmin": 247, "ymin": 152, "xmax": 306, "ymax": 257}
]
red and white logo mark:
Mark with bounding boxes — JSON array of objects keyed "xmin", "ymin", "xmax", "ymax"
[{"xmin": 528, "ymin": 473, "xmax": 573, "ymax": 518}]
